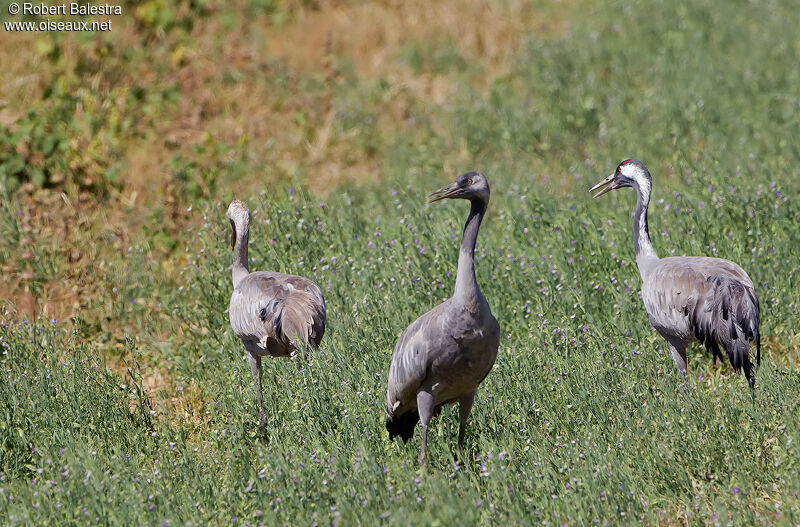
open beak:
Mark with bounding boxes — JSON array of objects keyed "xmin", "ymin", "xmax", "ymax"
[
  {"xmin": 590, "ymin": 173, "xmax": 619, "ymax": 199},
  {"xmin": 428, "ymin": 183, "xmax": 460, "ymax": 203}
]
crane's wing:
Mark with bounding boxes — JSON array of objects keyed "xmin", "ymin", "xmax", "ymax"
[
  {"xmin": 675, "ymin": 256, "xmax": 754, "ymax": 287},
  {"xmin": 691, "ymin": 274, "xmax": 760, "ymax": 384},
  {"xmin": 642, "ymin": 261, "xmax": 708, "ymax": 340},
  {"xmin": 385, "ymin": 302, "xmax": 448, "ymax": 441},
  {"xmin": 643, "ymin": 257, "xmax": 760, "ymax": 386},
  {"xmin": 271, "ymin": 273, "xmax": 326, "ymax": 348},
  {"xmin": 229, "ymin": 272, "xmax": 326, "ymax": 353}
]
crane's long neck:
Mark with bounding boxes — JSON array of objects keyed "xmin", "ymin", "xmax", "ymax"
[
  {"xmin": 231, "ymin": 219, "xmax": 250, "ymax": 288},
  {"xmin": 633, "ymin": 179, "xmax": 658, "ymax": 277},
  {"xmin": 454, "ymin": 199, "xmax": 486, "ymax": 306}
]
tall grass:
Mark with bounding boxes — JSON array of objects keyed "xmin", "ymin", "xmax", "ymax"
[
  {"xmin": 3, "ymin": 175, "xmax": 799, "ymax": 524},
  {"xmin": 2, "ymin": 0, "xmax": 800, "ymax": 524}
]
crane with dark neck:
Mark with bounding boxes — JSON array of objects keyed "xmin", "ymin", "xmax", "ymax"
[
  {"xmin": 386, "ymin": 172, "xmax": 500, "ymax": 465},
  {"xmin": 454, "ymin": 197, "xmax": 487, "ymax": 307}
]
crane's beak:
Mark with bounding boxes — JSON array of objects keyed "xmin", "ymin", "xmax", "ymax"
[
  {"xmin": 590, "ymin": 173, "xmax": 619, "ymax": 199},
  {"xmin": 428, "ymin": 183, "xmax": 459, "ymax": 203},
  {"xmin": 230, "ymin": 224, "xmax": 236, "ymax": 251}
]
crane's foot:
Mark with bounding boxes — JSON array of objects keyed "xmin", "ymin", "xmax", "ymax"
[{"xmin": 452, "ymin": 451, "xmax": 464, "ymax": 469}]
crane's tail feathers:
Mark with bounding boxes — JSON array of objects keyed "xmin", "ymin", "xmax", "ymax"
[
  {"xmin": 697, "ymin": 275, "xmax": 760, "ymax": 388},
  {"xmin": 385, "ymin": 406, "xmax": 418, "ymax": 443},
  {"xmin": 279, "ymin": 294, "xmax": 325, "ymax": 349}
]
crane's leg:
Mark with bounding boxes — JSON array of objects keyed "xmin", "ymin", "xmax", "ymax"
[
  {"xmin": 667, "ymin": 339, "xmax": 688, "ymax": 392},
  {"xmin": 457, "ymin": 391, "xmax": 476, "ymax": 450},
  {"xmin": 249, "ymin": 354, "xmax": 266, "ymax": 429},
  {"xmin": 417, "ymin": 390, "xmax": 435, "ymax": 466}
]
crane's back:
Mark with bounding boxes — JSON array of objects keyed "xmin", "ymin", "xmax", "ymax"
[{"xmin": 229, "ymin": 271, "xmax": 326, "ymax": 355}]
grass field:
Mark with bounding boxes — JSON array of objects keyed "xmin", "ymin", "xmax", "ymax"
[{"xmin": 2, "ymin": 0, "xmax": 800, "ymax": 525}]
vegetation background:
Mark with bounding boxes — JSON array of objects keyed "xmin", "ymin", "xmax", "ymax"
[{"xmin": 1, "ymin": 0, "xmax": 799, "ymax": 524}]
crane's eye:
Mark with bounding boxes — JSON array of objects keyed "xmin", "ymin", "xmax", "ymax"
[{"xmin": 467, "ymin": 178, "xmax": 473, "ymax": 185}]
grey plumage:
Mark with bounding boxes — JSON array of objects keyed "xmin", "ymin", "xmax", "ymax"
[
  {"xmin": 591, "ymin": 160, "xmax": 760, "ymax": 388},
  {"xmin": 226, "ymin": 200, "xmax": 326, "ymax": 428},
  {"xmin": 385, "ymin": 172, "xmax": 500, "ymax": 465}
]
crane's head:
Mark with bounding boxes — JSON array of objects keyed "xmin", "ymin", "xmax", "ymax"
[
  {"xmin": 226, "ymin": 199, "xmax": 250, "ymax": 250},
  {"xmin": 428, "ymin": 172, "xmax": 490, "ymax": 204},
  {"xmin": 590, "ymin": 159, "xmax": 651, "ymax": 198}
]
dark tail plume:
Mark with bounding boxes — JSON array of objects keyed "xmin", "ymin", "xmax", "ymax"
[
  {"xmin": 694, "ymin": 275, "xmax": 761, "ymax": 388},
  {"xmin": 385, "ymin": 406, "xmax": 418, "ymax": 443}
]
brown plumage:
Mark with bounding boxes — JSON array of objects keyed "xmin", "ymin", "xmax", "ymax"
[{"xmin": 226, "ymin": 200, "xmax": 326, "ymax": 429}]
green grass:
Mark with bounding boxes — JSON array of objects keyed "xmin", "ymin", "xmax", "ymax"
[{"xmin": 3, "ymin": 0, "xmax": 800, "ymax": 524}]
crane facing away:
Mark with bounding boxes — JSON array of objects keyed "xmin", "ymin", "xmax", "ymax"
[
  {"xmin": 226, "ymin": 200, "xmax": 326, "ymax": 429},
  {"xmin": 591, "ymin": 160, "xmax": 761, "ymax": 389},
  {"xmin": 385, "ymin": 172, "xmax": 500, "ymax": 465}
]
